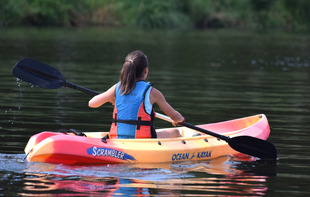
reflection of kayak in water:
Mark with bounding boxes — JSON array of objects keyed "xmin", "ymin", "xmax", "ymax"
[
  {"xmin": 24, "ymin": 114, "xmax": 272, "ymax": 165},
  {"xmin": 128, "ymin": 156, "xmax": 239, "ymax": 176},
  {"xmin": 131, "ymin": 155, "xmax": 275, "ymax": 176},
  {"xmin": 21, "ymin": 155, "xmax": 275, "ymax": 196},
  {"xmin": 24, "ymin": 175, "xmax": 120, "ymax": 194}
]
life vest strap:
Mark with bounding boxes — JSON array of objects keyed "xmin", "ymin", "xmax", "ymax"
[{"xmin": 112, "ymin": 116, "xmax": 154, "ymax": 130}]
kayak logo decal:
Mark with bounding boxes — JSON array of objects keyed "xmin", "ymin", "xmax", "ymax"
[
  {"xmin": 172, "ymin": 151, "xmax": 212, "ymax": 161},
  {"xmin": 87, "ymin": 146, "xmax": 136, "ymax": 161}
]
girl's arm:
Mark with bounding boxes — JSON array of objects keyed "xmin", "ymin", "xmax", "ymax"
[
  {"xmin": 150, "ymin": 88, "xmax": 184, "ymax": 124},
  {"xmin": 88, "ymin": 84, "xmax": 117, "ymax": 108}
]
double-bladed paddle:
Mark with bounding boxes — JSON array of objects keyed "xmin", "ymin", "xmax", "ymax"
[{"xmin": 12, "ymin": 58, "xmax": 277, "ymax": 159}]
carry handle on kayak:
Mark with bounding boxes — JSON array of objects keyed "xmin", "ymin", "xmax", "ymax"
[{"xmin": 12, "ymin": 58, "xmax": 277, "ymax": 159}]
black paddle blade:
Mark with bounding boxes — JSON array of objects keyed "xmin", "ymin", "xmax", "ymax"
[
  {"xmin": 12, "ymin": 58, "xmax": 66, "ymax": 89},
  {"xmin": 228, "ymin": 136, "xmax": 277, "ymax": 159}
]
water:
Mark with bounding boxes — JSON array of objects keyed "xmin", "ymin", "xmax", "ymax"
[{"xmin": 1, "ymin": 28, "xmax": 310, "ymax": 196}]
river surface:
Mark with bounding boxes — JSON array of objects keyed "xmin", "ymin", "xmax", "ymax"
[{"xmin": 1, "ymin": 28, "xmax": 310, "ymax": 196}]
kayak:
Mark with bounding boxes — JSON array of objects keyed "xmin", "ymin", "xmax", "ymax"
[{"xmin": 24, "ymin": 114, "xmax": 271, "ymax": 165}]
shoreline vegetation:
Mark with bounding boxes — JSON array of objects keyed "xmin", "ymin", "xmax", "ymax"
[{"xmin": 1, "ymin": 0, "xmax": 310, "ymax": 32}]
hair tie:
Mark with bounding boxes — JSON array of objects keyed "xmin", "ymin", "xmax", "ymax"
[{"xmin": 129, "ymin": 60, "xmax": 134, "ymax": 63}]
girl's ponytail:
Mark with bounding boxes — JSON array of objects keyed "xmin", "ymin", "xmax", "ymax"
[
  {"xmin": 120, "ymin": 60, "xmax": 136, "ymax": 94},
  {"xmin": 119, "ymin": 51, "xmax": 149, "ymax": 95}
]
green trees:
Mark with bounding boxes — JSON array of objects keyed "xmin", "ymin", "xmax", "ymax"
[
  {"xmin": 0, "ymin": 0, "xmax": 96, "ymax": 26},
  {"xmin": 0, "ymin": 0, "xmax": 309, "ymax": 31}
]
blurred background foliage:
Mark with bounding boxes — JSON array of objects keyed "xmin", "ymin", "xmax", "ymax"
[{"xmin": 0, "ymin": 0, "xmax": 310, "ymax": 31}]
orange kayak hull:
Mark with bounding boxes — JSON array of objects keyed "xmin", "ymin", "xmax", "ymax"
[{"xmin": 24, "ymin": 114, "xmax": 271, "ymax": 164}]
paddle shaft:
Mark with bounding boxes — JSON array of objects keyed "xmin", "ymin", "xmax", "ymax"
[
  {"xmin": 63, "ymin": 81, "xmax": 99, "ymax": 96},
  {"xmin": 155, "ymin": 113, "xmax": 230, "ymax": 141}
]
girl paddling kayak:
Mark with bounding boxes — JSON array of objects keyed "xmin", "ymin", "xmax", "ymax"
[{"xmin": 89, "ymin": 50, "xmax": 185, "ymax": 139}]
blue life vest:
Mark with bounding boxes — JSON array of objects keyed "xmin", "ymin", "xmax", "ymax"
[{"xmin": 110, "ymin": 81, "xmax": 156, "ymax": 139}]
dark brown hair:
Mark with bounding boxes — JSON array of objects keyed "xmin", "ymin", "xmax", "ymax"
[{"xmin": 120, "ymin": 50, "xmax": 149, "ymax": 95}]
